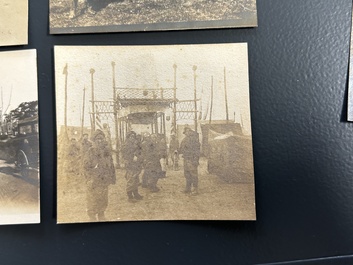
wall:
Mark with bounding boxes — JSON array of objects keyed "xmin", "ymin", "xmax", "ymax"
[{"xmin": 0, "ymin": 0, "xmax": 352, "ymax": 264}]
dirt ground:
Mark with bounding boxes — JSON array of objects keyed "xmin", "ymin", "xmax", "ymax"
[
  {"xmin": 57, "ymin": 157, "xmax": 256, "ymax": 223},
  {"xmin": 0, "ymin": 160, "xmax": 39, "ymax": 224},
  {"xmin": 50, "ymin": 0, "xmax": 257, "ymax": 29}
]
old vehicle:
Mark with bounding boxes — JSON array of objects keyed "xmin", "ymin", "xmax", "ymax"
[
  {"xmin": 205, "ymin": 125, "xmax": 253, "ymax": 183},
  {"xmin": 0, "ymin": 116, "xmax": 39, "ymax": 178}
]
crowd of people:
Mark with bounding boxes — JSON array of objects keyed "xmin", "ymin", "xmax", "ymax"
[{"xmin": 60, "ymin": 126, "xmax": 201, "ymax": 221}]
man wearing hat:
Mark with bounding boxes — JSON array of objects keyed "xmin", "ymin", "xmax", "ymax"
[
  {"xmin": 83, "ymin": 129, "xmax": 116, "ymax": 221},
  {"xmin": 179, "ymin": 127, "xmax": 201, "ymax": 194},
  {"xmin": 122, "ymin": 131, "xmax": 143, "ymax": 202}
]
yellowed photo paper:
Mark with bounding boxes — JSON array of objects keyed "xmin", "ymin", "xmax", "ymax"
[
  {"xmin": 50, "ymin": 0, "xmax": 257, "ymax": 34},
  {"xmin": 55, "ymin": 44, "xmax": 255, "ymax": 223},
  {"xmin": 0, "ymin": 49, "xmax": 40, "ymax": 225},
  {"xmin": 0, "ymin": 0, "xmax": 28, "ymax": 46}
]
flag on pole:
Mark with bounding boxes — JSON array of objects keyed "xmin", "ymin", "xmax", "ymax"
[
  {"xmin": 95, "ymin": 104, "xmax": 103, "ymax": 130},
  {"xmin": 63, "ymin": 64, "xmax": 68, "ymax": 75}
]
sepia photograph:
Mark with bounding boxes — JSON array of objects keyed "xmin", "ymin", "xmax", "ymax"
[
  {"xmin": 0, "ymin": 49, "xmax": 40, "ymax": 225},
  {"xmin": 55, "ymin": 44, "xmax": 255, "ymax": 223},
  {"xmin": 50, "ymin": 0, "xmax": 257, "ymax": 34},
  {"xmin": 0, "ymin": 0, "xmax": 28, "ymax": 46}
]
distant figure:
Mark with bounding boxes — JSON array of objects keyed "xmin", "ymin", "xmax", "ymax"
[
  {"xmin": 169, "ymin": 134, "xmax": 179, "ymax": 170},
  {"xmin": 65, "ymin": 138, "xmax": 80, "ymax": 175},
  {"xmin": 81, "ymin": 133, "xmax": 92, "ymax": 153},
  {"xmin": 83, "ymin": 129, "xmax": 116, "ymax": 221},
  {"xmin": 102, "ymin": 123, "xmax": 112, "ymax": 149},
  {"xmin": 141, "ymin": 133, "xmax": 163, "ymax": 192},
  {"xmin": 122, "ymin": 131, "xmax": 143, "ymax": 202},
  {"xmin": 179, "ymin": 127, "xmax": 200, "ymax": 195},
  {"xmin": 80, "ymin": 133, "xmax": 92, "ymax": 175}
]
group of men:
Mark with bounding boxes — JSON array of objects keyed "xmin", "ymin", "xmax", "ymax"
[
  {"xmin": 121, "ymin": 127, "xmax": 201, "ymax": 201},
  {"xmin": 122, "ymin": 132, "xmax": 164, "ymax": 202},
  {"xmin": 63, "ymin": 126, "xmax": 200, "ymax": 221}
]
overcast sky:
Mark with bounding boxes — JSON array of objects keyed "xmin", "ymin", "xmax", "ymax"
[
  {"xmin": 54, "ymin": 44, "xmax": 252, "ymax": 135},
  {"xmin": 0, "ymin": 49, "xmax": 38, "ymax": 114}
]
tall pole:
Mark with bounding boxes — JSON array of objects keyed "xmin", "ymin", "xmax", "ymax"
[
  {"xmin": 199, "ymin": 85, "xmax": 203, "ymax": 120},
  {"xmin": 81, "ymin": 86, "xmax": 86, "ymax": 137},
  {"xmin": 209, "ymin": 76, "xmax": 213, "ymax": 125},
  {"xmin": 173, "ymin": 64, "xmax": 177, "ymax": 135},
  {"xmin": 90, "ymin": 68, "xmax": 96, "ymax": 133},
  {"xmin": 63, "ymin": 64, "xmax": 69, "ymax": 140},
  {"xmin": 112, "ymin": 61, "xmax": 120, "ymax": 168},
  {"xmin": 224, "ymin": 67, "xmax": 229, "ymax": 123},
  {"xmin": 193, "ymin": 65, "xmax": 197, "ymax": 132}
]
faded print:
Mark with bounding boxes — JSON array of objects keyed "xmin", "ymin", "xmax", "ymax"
[
  {"xmin": 0, "ymin": 50, "xmax": 40, "ymax": 225},
  {"xmin": 55, "ymin": 44, "xmax": 255, "ymax": 223},
  {"xmin": 0, "ymin": 0, "xmax": 28, "ymax": 46},
  {"xmin": 50, "ymin": 0, "xmax": 257, "ymax": 34}
]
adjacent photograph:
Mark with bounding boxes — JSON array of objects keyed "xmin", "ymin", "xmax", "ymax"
[
  {"xmin": 348, "ymin": 7, "xmax": 353, "ymax": 121},
  {"xmin": 50, "ymin": 0, "xmax": 257, "ymax": 34},
  {"xmin": 55, "ymin": 44, "xmax": 255, "ymax": 223},
  {"xmin": 0, "ymin": 49, "xmax": 40, "ymax": 225},
  {"xmin": 0, "ymin": 0, "xmax": 28, "ymax": 46}
]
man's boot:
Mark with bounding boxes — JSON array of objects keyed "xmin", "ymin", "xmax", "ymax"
[
  {"xmin": 150, "ymin": 185, "xmax": 160, "ymax": 193},
  {"xmin": 191, "ymin": 187, "xmax": 198, "ymax": 195},
  {"xmin": 133, "ymin": 190, "xmax": 143, "ymax": 200},
  {"xmin": 127, "ymin": 191, "xmax": 136, "ymax": 202}
]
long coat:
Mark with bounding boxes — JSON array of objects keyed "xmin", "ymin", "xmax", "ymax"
[{"xmin": 83, "ymin": 144, "xmax": 116, "ymax": 186}]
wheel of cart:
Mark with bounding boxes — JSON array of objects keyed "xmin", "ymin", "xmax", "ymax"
[{"xmin": 17, "ymin": 149, "xmax": 29, "ymax": 178}]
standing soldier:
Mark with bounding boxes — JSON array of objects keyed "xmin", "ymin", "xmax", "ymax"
[
  {"xmin": 65, "ymin": 138, "xmax": 80, "ymax": 175},
  {"xmin": 122, "ymin": 131, "xmax": 143, "ymax": 202},
  {"xmin": 83, "ymin": 129, "xmax": 116, "ymax": 221},
  {"xmin": 179, "ymin": 127, "xmax": 201, "ymax": 194},
  {"xmin": 142, "ymin": 133, "xmax": 162, "ymax": 192}
]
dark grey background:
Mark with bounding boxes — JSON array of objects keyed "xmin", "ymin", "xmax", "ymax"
[{"xmin": 0, "ymin": 0, "xmax": 353, "ymax": 264}]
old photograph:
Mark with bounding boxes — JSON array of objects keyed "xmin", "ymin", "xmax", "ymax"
[
  {"xmin": 0, "ymin": 0, "xmax": 28, "ymax": 46},
  {"xmin": 55, "ymin": 44, "xmax": 255, "ymax": 223},
  {"xmin": 50, "ymin": 0, "xmax": 257, "ymax": 34},
  {"xmin": 0, "ymin": 49, "xmax": 40, "ymax": 225}
]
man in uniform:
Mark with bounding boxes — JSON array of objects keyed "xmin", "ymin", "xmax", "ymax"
[
  {"xmin": 83, "ymin": 129, "xmax": 116, "ymax": 221},
  {"xmin": 122, "ymin": 131, "xmax": 143, "ymax": 202},
  {"xmin": 65, "ymin": 138, "xmax": 80, "ymax": 176},
  {"xmin": 179, "ymin": 127, "xmax": 201, "ymax": 194},
  {"xmin": 142, "ymin": 133, "xmax": 162, "ymax": 192}
]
